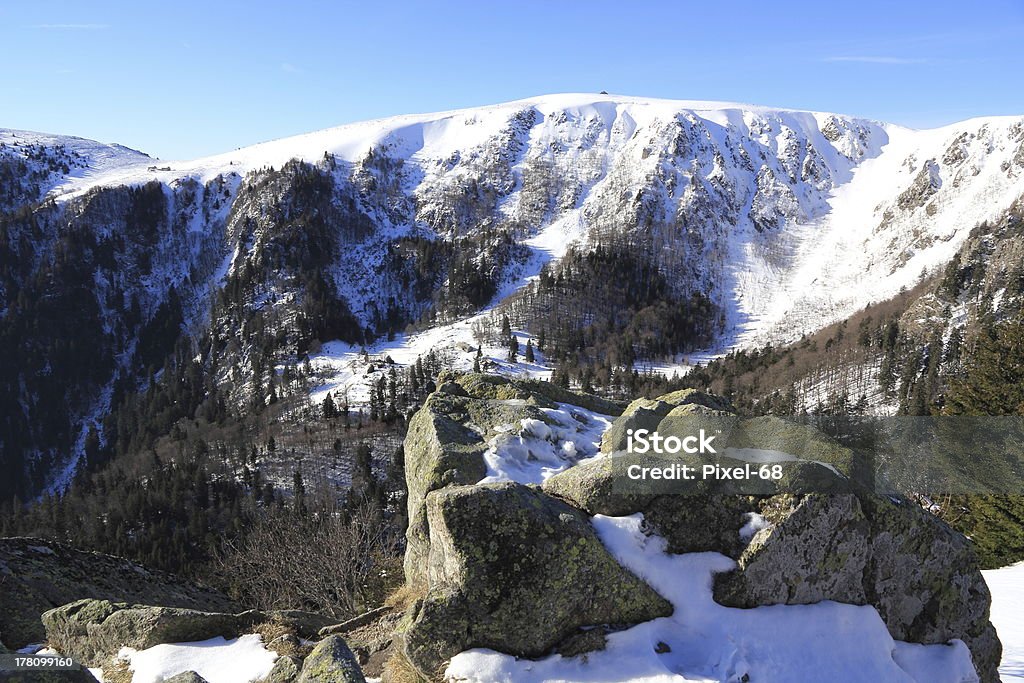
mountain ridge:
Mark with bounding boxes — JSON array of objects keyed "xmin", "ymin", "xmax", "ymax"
[{"xmin": 2, "ymin": 94, "xmax": 1023, "ymax": 499}]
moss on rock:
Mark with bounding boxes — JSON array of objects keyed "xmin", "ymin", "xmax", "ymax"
[
  {"xmin": 402, "ymin": 483, "xmax": 671, "ymax": 677},
  {"xmin": 0, "ymin": 537, "xmax": 237, "ymax": 649}
]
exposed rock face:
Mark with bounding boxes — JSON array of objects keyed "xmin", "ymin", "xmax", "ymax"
[
  {"xmin": 297, "ymin": 635, "xmax": 365, "ymax": 683},
  {"xmin": 402, "ymin": 373, "xmax": 622, "ymax": 589},
  {"xmin": 41, "ymin": 599, "xmax": 330, "ymax": 668},
  {"xmin": 403, "ymin": 482, "xmax": 672, "ymax": 675},
  {"xmin": 399, "ymin": 376, "xmax": 1002, "ymax": 682},
  {"xmin": 714, "ymin": 492, "xmax": 1001, "ymax": 683},
  {"xmin": 265, "ymin": 655, "xmax": 302, "ymax": 683},
  {"xmin": 0, "ymin": 537, "xmax": 237, "ymax": 649}
]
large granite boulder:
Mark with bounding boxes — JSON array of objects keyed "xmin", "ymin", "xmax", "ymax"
[
  {"xmin": 402, "ymin": 374, "xmax": 622, "ymax": 590},
  {"xmin": 0, "ymin": 537, "xmax": 237, "ymax": 649},
  {"xmin": 714, "ymin": 492, "xmax": 1001, "ymax": 683},
  {"xmin": 41, "ymin": 600, "xmax": 330, "ymax": 668},
  {"xmin": 402, "ymin": 482, "xmax": 671, "ymax": 678}
]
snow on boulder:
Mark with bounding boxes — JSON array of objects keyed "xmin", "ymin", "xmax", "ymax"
[
  {"xmin": 398, "ymin": 378, "xmax": 1001, "ymax": 682},
  {"xmin": 401, "ymin": 482, "xmax": 671, "ymax": 678},
  {"xmin": 445, "ymin": 515, "xmax": 980, "ymax": 683}
]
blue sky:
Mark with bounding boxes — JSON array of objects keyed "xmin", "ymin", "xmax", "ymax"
[{"xmin": 3, "ymin": 0, "xmax": 1023, "ymax": 160}]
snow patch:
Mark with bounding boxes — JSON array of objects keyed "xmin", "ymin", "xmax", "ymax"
[
  {"xmin": 983, "ymin": 562, "xmax": 1024, "ymax": 681},
  {"xmin": 446, "ymin": 514, "xmax": 978, "ymax": 683},
  {"xmin": 479, "ymin": 403, "xmax": 614, "ymax": 485},
  {"xmin": 117, "ymin": 634, "xmax": 277, "ymax": 683},
  {"xmin": 738, "ymin": 512, "xmax": 771, "ymax": 542}
]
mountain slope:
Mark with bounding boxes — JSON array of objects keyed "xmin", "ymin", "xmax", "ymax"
[{"xmin": 1, "ymin": 94, "xmax": 1023, "ymax": 499}]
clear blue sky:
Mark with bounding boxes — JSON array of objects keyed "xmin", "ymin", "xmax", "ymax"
[{"xmin": 3, "ymin": 0, "xmax": 1023, "ymax": 160}]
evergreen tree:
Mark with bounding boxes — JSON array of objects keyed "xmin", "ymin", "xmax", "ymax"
[
  {"xmin": 947, "ymin": 316, "xmax": 1024, "ymax": 415},
  {"xmin": 322, "ymin": 393, "xmax": 338, "ymax": 419}
]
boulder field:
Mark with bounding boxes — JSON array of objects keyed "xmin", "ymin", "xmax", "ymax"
[{"xmin": 394, "ymin": 373, "xmax": 1001, "ymax": 682}]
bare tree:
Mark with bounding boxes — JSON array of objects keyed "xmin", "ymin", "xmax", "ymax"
[{"xmin": 215, "ymin": 498, "xmax": 403, "ymax": 618}]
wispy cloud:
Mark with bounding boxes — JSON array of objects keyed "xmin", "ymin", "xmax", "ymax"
[
  {"xmin": 280, "ymin": 62, "xmax": 303, "ymax": 74},
  {"xmin": 33, "ymin": 23, "xmax": 109, "ymax": 30},
  {"xmin": 824, "ymin": 56, "xmax": 929, "ymax": 65}
]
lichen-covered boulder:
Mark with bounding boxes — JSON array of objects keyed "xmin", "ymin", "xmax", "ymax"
[
  {"xmin": 0, "ymin": 537, "xmax": 237, "ymax": 649},
  {"xmin": 402, "ymin": 482, "xmax": 672, "ymax": 678},
  {"xmin": 42, "ymin": 600, "xmax": 251, "ymax": 666},
  {"xmin": 713, "ymin": 492, "xmax": 1001, "ymax": 682},
  {"xmin": 403, "ymin": 376, "xmax": 621, "ymax": 590},
  {"xmin": 297, "ymin": 635, "xmax": 365, "ymax": 683},
  {"xmin": 600, "ymin": 388, "xmax": 730, "ymax": 453},
  {"xmin": 264, "ymin": 655, "xmax": 302, "ymax": 683},
  {"xmin": 401, "ymin": 391, "xmax": 506, "ymax": 590},
  {"xmin": 713, "ymin": 493, "xmax": 872, "ymax": 605}
]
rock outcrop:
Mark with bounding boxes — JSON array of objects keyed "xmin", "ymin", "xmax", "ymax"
[
  {"xmin": 403, "ymin": 482, "xmax": 671, "ymax": 675},
  {"xmin": 397, "ymin": 376, "xmax": 1002, "ymax": 682},
  {"xmin": 402, "ymin": 373, "xmax": 623, "ymax": 590},
  {"xmin": 713, "ymin": 492, "xmax": 1001, "ymax": 682},
  {"xmin": 296, "ymin": 635, "xmax": 365, "ymax": 683},
  {"xmin": 0, "ymin": 537, "xmax": 237, "ymax": 649},
  {"xmin": 41, "ymin": 600, "xmax": 332, "ymax": 668}
]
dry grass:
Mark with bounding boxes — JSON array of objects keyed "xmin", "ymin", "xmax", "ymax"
[
  {"xmin": 252, "ymin": 619, "xmax": 310, "ymax": 658},
  {"xmin": 384, "ymin": 583, "xmax": 423, "ymax": 611},
  {"xmin": 102, "ymin": 657, "xmax": 134, "ymax": 683},
  {"xmin": 381, "ymin": 647, "xmax": 427, "ymax": 683}
]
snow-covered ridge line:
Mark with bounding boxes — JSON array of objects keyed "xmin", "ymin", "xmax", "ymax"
[
  {"xmin": 6, "ymin": 94, "xmax": 1024, "ymax": 370},
  {"xmin": 0, "ymin": 93, "xmax": 998, "ymax": 202}
]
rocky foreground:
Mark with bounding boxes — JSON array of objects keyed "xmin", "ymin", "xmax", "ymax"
[
  {"xmin": 0, "ymin": 374, "xmax": 1003, "ymax": 682},
  {"xmin": 392, "ymin": 374, "xmax": 1000, "ymax": 682}
]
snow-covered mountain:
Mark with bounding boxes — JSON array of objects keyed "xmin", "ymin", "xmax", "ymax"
[
  {"xmin": 2, "ymin": 94, "xmax": 1023, "ymax": 497},
  {"xmin": 7, "ymin": 95, "xmax": 1024, "ymax": 342}
]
